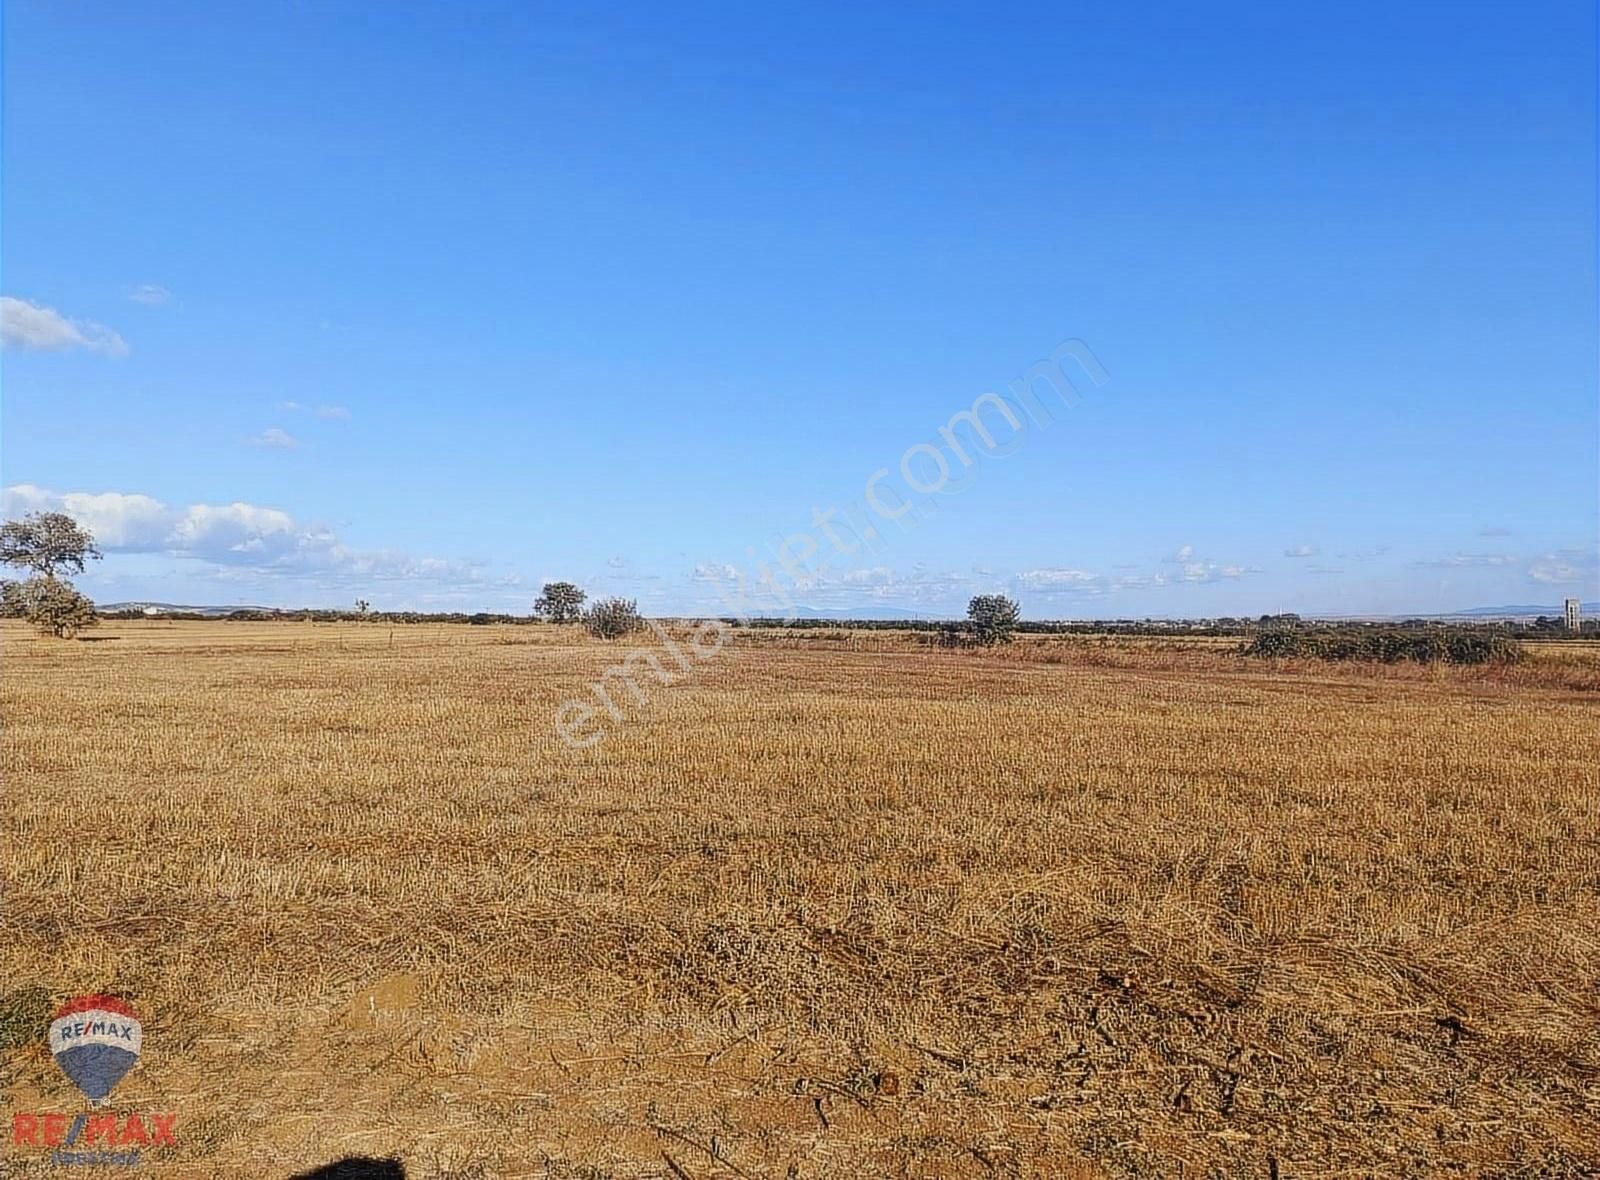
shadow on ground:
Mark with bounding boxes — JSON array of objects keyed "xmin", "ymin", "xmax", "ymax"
[{"xmin": 290, "ymin": 1160, "xmax": 404, "ymax": 1180}]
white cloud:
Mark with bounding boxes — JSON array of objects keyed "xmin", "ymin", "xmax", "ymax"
[
  {"xmin": 2, "ymin": 483, "xmax": 499, "ymax": 591},
  {"xmin": 841, "ymin": 566, "xmax": 895, "ymax": 587},
  {"xmin": 692, "ymin": 563, "xmax": 741, "ymax": 583},
  {"xmin": 0, "ymin": 484, "xmax": 170, "ymax": 548},
  {"xmin": 1178, "ymin": 561, "xmax": 1254, "ymax": 583},
  {"xmin": 1154, "ymin": 544, "xmax": 1258, "ymax": 584},
  {"xmin": 1527, "ymin": 553, "xmax": 1586, "ymax": 585},
  {"xmin": 1284, "ymin": 544, "xmax": 1317, "ymax": 558},
  {"xmin": 278, "ymin": 400, "xmax": 303, "ymax": 412},
  {"xmin": 1420, "ymin": 552, "xmax": 1519, "ymax": 569},
  {"xmin": 171, "ymin": 502, "xmax": 296, "ymax": 554},
  {"xmin": 250, "ymin": 427, "xmax": 298, "ymax": 449},
  {"xmin": 127, "ymin": 284, "xmax": 170, "ymax": 306},
  {"xmin": 1014, "ymin": 568, "xmax": 1103, "ymax": 593},
  {"xmin": 1111, "ymin": 572, "xmax": 1168, "ymax": 590},
  {"xmin": 0, "ymin": 296, "xmax": 127, "ymax": 356},
  {"xmin": 315, "ymin": 405, "xmax": 351, "ymax": 420}
]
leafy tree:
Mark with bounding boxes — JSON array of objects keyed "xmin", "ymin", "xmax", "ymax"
[
  {"xmin": 15, "ymin": 576, "xmax": 98, "ymax": 638},
  {"xmin": 534, "ymin": 581, "xmax": 587, "ymax": 623},
  {"xmin": 584, "ymin": 596, "xmax": 642, "ymax": 639},
  {"xmin": 355, "ymin": 599, "xmax": 371, "ymax": 617},
  {"xmin": 0, "ymin": 512, "xmax": 101, "ymax": 577},
  {"xmin": 0, "ymin": 579, "xmax": 26, "ymax": 619},
  {"xmin": 966, "ymin": 594, "xmax": 1020, "ymax": 646},
  {"xmin": 1, "ymin": 512, "xmax": 103, "ymax": 639}
]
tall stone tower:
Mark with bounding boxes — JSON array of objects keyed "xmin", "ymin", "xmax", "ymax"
[{"xmin": 1565, "ymin": 598, "xmax": 1582, "ymax": 630}]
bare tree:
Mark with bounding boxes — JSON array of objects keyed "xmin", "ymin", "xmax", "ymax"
[{"xmin": 584, "ymin": 597, "xmax": 642, "ymax": 639}]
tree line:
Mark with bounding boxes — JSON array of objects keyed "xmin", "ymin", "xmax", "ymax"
[{"xmin": 3, "ymin": 512, "xmax": 1590, "ymax": 647}]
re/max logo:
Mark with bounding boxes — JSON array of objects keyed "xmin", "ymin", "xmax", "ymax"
[
  {"xmin": 52, "ymin": 1018, "xmax": 139, "ymax": 1044},
  {"xmin": 12, "ymin": 1111, "xmax": 178, "ymax": 1148}
]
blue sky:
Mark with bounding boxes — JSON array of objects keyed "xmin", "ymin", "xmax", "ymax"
[{"xmin": 2, "ymin": 1, "xmax": 1595, "ymax": 617}]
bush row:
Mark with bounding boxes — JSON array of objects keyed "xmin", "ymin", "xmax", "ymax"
[{"xmin": 1242, "ymin": 629, "xmax": 1524, "ymax": 665}]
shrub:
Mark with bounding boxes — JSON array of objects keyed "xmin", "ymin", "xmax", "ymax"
[
  {"xmin": 584, "ymin": 597, "xmax": 642, "ymax": 639},
  {"xmin": 0, "ymin": 579, "xmax": 25, "ymax": 619},
  {"xmin": 1243, "ymin": 628, "xmax": 1522, "ymax": 666}
]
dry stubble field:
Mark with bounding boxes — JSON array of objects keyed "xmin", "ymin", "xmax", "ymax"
[{"xmin": 3, "ymin": 620, "xmax": 1599, "ymax": 1179}]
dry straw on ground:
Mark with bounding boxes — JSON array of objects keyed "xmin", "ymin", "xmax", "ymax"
[{"xmin": 2, "ymin": 620, "xmax": 1598, "ymax": 1178}]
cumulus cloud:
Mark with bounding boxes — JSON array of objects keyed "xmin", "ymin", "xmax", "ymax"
[
  {"xmin": 2, "ymin": 483, "xmax": 497, "ymax": 589},
  {"xmin": 0, "ymin": 296, "xmax": 128, "ymax": 356},
  {"xmin": 127, "ymin": 284, "xmax": 170, "ymax": 306},
  {"xmin": 692, "ymin": 563, "xmax": 742, "ymax": 583},
  {"xmin": 1284, "ymin": 544, "xmax": 1317, "ymax": 558},
  {"xmin": 1, "ymin": 485, "xmax": 170, "ymax": 548},
  {"xmin": 250, "ymin": 427, "xmax": 298, "ymax": 449},
  {"xmin": 315, "ymin": 405, "xmax": 351, "ymax": 420}
]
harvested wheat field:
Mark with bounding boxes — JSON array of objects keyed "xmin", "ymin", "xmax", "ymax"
[{"xmin": 3, "ymin": 619, "xmax": 1599, "ymax": 1179}]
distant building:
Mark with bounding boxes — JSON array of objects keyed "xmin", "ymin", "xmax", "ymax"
[{"xmin": 1565, "ymin": 598, "xmax": 1582, "ymax": 630}]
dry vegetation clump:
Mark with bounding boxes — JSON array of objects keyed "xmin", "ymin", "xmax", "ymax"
[
  {"xmin": 1242, "ymin": 627, "xmax": 1524, "ymax": 666},
  {"xmin": 2, "ymin": 620, "xmax": 1598, "ymax": 1178}
]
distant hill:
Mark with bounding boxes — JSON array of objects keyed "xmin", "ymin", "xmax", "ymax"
[
  {"xmin": 745, "ymin": 605, "xmax": 944, "ymax": 622},
  {"xmin": 98, "ymin": 601, "xmax": 282, "ymax": 617},
  {"xmin": 91, "ymin": 600, "xmax": 1595, "ymax": 623},
  {"xmin": 1440, "ymin": 602, "xmax": 1598, "ymax": 619}
]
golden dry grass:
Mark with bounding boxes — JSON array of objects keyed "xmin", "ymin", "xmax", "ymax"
[{"xmin": 3, "ymin": 620, "xmax": 1598, "ymax": 1178}]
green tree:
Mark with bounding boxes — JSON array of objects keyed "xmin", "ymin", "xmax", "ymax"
[
  {"xmin": 584, "ymin": 596, "xmax": 642, "ymax": 639},
  {"xmin": 14, "ymin": 576, "xmax": 98, "ymax": 638},
  {"xmin": 966, "ymin": 594, "xmax": 1020, "ymax": 646},
  {"xmin": 0, "ymin": 512, "xmax": 102, "ymax": 639},
  {"xmin": 534, "ymin": 581, "xmax": 587, "ymax": 623},
  {"xmin": 0, "ymin": 579, "xmax": 26, "ymax": 619},
  {"xmin": 0, "ymin": 512, "xmax": 101, "ymax": 577}
]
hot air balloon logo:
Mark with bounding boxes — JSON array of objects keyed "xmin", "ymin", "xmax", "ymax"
[{"xmin": 48, "ymin": 995, "xmax": 142, "ymax": 1105}]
